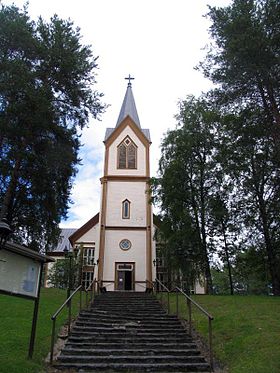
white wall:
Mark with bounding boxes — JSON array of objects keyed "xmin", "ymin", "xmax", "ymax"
[
  {"xmin": 107, "ymin": 125, "xmax": 147, "ymax": 176},
  {"xmin": 103, "ymin": 230, "xmax": 147, "ymax": 291},
  {"xmin": 106, "ymin": 181, "xmax": 147, "ymax": 227}
]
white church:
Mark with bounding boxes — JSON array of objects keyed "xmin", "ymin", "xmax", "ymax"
[
  {"xmin": 46, "ymin": 78, "xmax": 205, "ymax": 294},
  {"xmin": 47, "ymin": 78, "xmax": 158, "ymax": 291}
]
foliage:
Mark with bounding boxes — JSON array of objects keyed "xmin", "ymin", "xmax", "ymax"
[
  {"xmin": 152, "ymin": 96, "xmax": 223, "ymax": 294},
  {"xmin": 198, "ymin": 0, "xmax": 280, "ymax": 294},
  {"xmin": 0, "ymin": 4, "xmax": 105, "ymax": 251},
  {"xmin": 47, "ymin": 258, "xmax": 80, "ymax": 289}
]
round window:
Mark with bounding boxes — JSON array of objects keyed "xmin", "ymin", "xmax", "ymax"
[{"xmin": 119, "ymin": 239, "xmax": 132, "ymax": 251}]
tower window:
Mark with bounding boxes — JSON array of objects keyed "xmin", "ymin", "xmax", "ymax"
[
  {"xmin": 122, "ymin": 199, "xmax": 131, "ymax": 219},
  {"xmin": 117, "ymin": 137, "xmax": 137, "ymax": 169}
]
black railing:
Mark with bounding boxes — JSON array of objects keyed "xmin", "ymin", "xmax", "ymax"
[
  {"xmin": 150, "ymin": 278, "xmax": 214, "ymax": 371},
  {"xmin": 50, "ymin": 279, "xmax": 98, "ymax": 364}
]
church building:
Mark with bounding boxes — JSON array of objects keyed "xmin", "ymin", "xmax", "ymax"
[{"xmin": 67, "ymin": 78, "xmax": 157, "ymax": 291}]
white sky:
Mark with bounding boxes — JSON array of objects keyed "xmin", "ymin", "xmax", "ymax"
[{"xmin": 4, "ymin": 0, "xmax": 231, "ymax": 228}]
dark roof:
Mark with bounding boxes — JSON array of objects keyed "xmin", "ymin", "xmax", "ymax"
[
  {"xmin": 48, "ymin": 228, "xmax": 77, "ymax": 253},
  {"xmin": 5, "ymin": 242, "xmax": 54, "ymax": 263},
  {"xmin": 104, "ymin": 127, "xmax": 151, "ymax": 142},
  {"xmin": 116, "ymin": 84, "xmax": 141, "ymax": 128}
]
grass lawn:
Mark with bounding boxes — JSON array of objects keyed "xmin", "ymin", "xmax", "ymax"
[
  {"xmin": 167, "ymin": 293, "xmax": 280, "ymax": 373},
  {"xmin": 0, "ymin": 288, "xmax": 82, "ymax": 373},
  {"xmin": 1, "ymin": 290, "xmax": 280, "ymax": 373}
]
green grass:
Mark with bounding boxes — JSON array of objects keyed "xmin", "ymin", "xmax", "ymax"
[
  {"xmin": 2, "ymin": 290, "xmax": 280, "ymax": 373},
  {"xmin": 164, "ymin": 293, "xmax": 280, "ymax": 373},
  {"xmin": 0, "ymin": 288, "xmax": 82, "ymax": 373}
]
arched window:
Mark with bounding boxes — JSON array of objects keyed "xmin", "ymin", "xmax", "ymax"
[
  {"xmin": 117, "ymin": 137, "xmax": 137, "ymax": 169},
  {"xmin": 122, "ymin": 199, "xmax": 131, "ymax": 219}
]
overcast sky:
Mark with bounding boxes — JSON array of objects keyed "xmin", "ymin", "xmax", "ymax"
[{"xmin": 4, "ymin": 0, "xmax": 231, "ymax": 228}]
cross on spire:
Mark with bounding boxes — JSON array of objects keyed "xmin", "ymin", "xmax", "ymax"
[{"xmin": 125, "ymin": 74, "xmax": 134, "ymax": 87}]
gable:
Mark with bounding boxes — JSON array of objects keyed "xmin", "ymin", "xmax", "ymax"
[{"xmin": 69, "ymin": 212, "xmax": 99, "ymax": 246}]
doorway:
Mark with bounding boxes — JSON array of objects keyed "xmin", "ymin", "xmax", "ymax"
[{"xmin": 115, "ymin": 263, "xmax": 135, "ymax": 291}]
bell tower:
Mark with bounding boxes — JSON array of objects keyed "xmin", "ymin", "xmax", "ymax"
[{"xmin": 97, "ymin": 77, "xmax": 154, "ymax": 291}]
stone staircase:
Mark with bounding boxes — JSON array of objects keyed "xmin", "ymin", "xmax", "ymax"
[{"xmin": 55, "ymin": 291, "xmax": 211, "ymax": 372}]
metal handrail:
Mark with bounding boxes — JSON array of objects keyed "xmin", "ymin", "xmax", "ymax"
[
  {"xmin": 152, "ymin": 279, "xmax": 214, "ymax": 371},
  {"xmin": 175, "ymin": 286, "xmax": 214, "ymax": 371},
  {"xmin": 50, "ymin": 279, "xmax": 98, "ymax": 365},
  {"xmin": 50, "ymin": 285, "xmax": 82, "ymax": 364}
]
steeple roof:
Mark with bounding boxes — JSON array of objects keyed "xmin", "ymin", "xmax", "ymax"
[
  {"xmin": 104, "ymin": 78, "xmax": 151, "ymax": 143},
  {"xmin": 116, "ymin": 83, "xmax": 141, "ymax": 128}
]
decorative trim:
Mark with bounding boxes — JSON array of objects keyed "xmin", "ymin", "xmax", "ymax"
[
  {"xmin": 69, "ymin": 213, "xmax": 99, "ymax": 246},
  {"xmin": 105, "ymin": 116, "xmax": 150, "ymax": 148},
  {"xmin": 103, "ymin": 117, "xmax": 151, "ymax": 177},
  {"xmin": 98, "ymin": 181, "xmax": 108, "ymax": 282},
  {"xmin": 105, "ymin": 226, "xmax": 147, "ymax": 231},
  {"xmin": 101, "ymin": 176, "xmax": 150, "ymax": 183},
  {"xmin": 146, "ymin": 181, "xmax": 153, "ymax": 284}
]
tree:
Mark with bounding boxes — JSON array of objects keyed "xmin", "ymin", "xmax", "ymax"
[
  {"xmin": 0, "ymin": 4, "xmax": 105, "ymax": 251},
  {"xmin": 152, "ymin": 96, "xmax": 222, "ymax": 294},
  {"xmin": 199, "ymin": 0, "xmax": 280, "ymax": 295},
  {"xmin": 47, "ymin": 259, "xmax": 79, "ymax": 289},
  {"xmin": 200, "ymin": 0, "xmax": 280, "ymax": 146}
]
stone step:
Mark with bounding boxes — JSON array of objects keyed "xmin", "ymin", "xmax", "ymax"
[
  {"xmin": 54, "ymin": 362, "xmax": 210, "ymax": 372},
  {"xmin": 67, "ymin": 336, "xmax": 193, "ymax": 344},
  {"xmin": 71, "ymin": 325, "xmax": 186, "ymax": 334},
  {"xmin": 57, "ymin": 355, "xmax": 207, "ymax": 364},
  {"xmin": 61, "ymin": 347, "xmax": 201, "ymax": 356},
  {"xmin": 70, "ymin": 330, "xmax": 189, "ymax": 338},
  {"xmin": 75, "ymin": 320, "xmax": 182, "ymax": 328},
  {"xmin": 55, "ymin": 292, "xmax": 210, "ymax": 372},
  {"xmin": 81, "ymin": 311, "xmax": 170, "ymax": 320},
  {"xmin": 64, "ymin": 342, "xmax": 198, "ymax": 350}
]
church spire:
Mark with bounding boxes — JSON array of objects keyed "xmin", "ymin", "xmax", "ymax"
[{"xmin": 116, "ymin": 75, "xmax": 141, "ymax": 128}]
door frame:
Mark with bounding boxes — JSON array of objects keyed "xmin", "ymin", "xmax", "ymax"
[{"xmin": 114, "ymin": 262, "xmax": 135, "ymax": 291}]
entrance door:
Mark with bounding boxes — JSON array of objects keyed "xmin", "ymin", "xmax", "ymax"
[{"xmin": 115, "ymin": 263, "xmax": 135, "ymax": 291}]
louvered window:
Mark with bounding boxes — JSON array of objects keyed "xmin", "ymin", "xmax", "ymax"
[
  {"xmin": 117, "ymin": 137, "xmax": 137, "ymax": 169},
  {"xmin": 118, "ymin": 144, "xmax": 127, "ymax": 169}
]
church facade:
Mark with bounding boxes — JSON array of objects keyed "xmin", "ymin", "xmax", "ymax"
[{"xmin": 68, "ymin": 80, "xmax": 157, "ymax": 291}]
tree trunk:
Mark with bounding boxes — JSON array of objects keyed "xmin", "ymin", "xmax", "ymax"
[
  {"xmin": 221, "ymin": 219, "xmax": 234, "ymax": 295},
  {"xmin": 251, "ymin": 157, "xmax": 280, "ymax": 295},
  {"xmin": 199, "ymin": 164, "xmax": 213, "ymax": 295},
  {"xmin": 0, "ymin": 156, "xmax": 21, "ymax": 221}
]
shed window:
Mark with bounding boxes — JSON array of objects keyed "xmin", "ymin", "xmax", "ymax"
[{"xmin": 117, "ymin": 137, "xmax": 137, "ymax": 169}]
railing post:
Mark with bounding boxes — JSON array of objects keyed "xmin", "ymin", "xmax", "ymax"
[
  {"xmin": 167, "ymin": 291, "xmax": 170, "ymax": 314},
  {"xmin": 86, "ymin": 290, "xmax": 88, "ymax": 308},
  {"xmin": 79, "ymin": 287, "xmax": 82, "ymax": 311},
  {"xmin": 50, "ymin": 318, "xmax": 56, "ymax": 365},
  {"xmin": 68, "ymin": 298, "xmax": 72, "ymax": 335},
  {"xmin": 187, "ymin": 297, "xmax": 192, "ymax": 336},
  {"xmin": 209, "ymin": 317, "xmax": 213, "ymax": 371}
]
